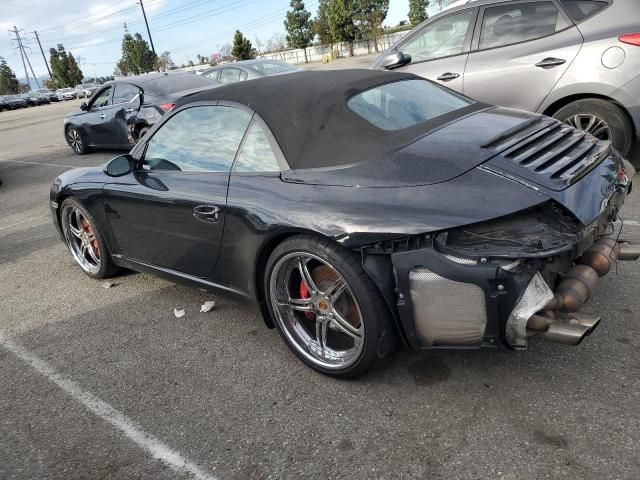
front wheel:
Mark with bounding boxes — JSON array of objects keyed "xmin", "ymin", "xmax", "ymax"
[
  {"xmin": 66, "ymin": 126, "xmax": 89, "ymax": 155},
  {"xmin": 60, "ymin": 198, "xmax": 118, "ymax": 279},
  {"xmin": 553, "ymin": 99, "xmax": 633, "ymax": 156},
  {"xmin": 265, "ymin": 235, "xmax": 396, "ymax": 378}
]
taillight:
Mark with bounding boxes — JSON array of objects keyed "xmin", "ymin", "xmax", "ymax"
[
  {"xmin": 619, "ymin": 33, "xmax": 640, "ymax": 46},
  {"xmin": 159, "ymin": 103, "xmax": 176, "ymax": 111}
]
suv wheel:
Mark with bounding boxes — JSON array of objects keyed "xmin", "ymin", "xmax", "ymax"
[{"xmin": 553, "ymin": 99, "xmax": 633, "ymax": 156}]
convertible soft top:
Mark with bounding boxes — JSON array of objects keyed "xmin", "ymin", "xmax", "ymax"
[{"xmin": 177, "ymin": 69, "xmax": 483, "ymax": 170}]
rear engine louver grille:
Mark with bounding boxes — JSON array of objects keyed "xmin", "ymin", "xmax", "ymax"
[{"xmin": 482, "ymin": 116, "xmax": 611, "ymax": 190}]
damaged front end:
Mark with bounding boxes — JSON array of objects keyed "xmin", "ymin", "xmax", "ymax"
[{"xmin": 382, "ymin": 148, "xmax": 637, "ymax": 352}]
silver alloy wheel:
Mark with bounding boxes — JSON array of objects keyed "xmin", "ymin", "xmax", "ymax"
[
  {"xmin": 269, "ymin": 252, "xmax": 365, "ymax": 370},
  {"xmin": 564, "ymin": 114, "xmax": 612, "ymax": 142},
  {"xmin": 61, "ymin": 205, "xmax": 101, "ymax": 274},
  {"xmin": 66, "ymin": 127, "xmax": 83, "ymax": 153}
]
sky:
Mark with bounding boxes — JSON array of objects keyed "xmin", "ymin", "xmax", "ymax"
[{"xmin": 0, "ymin": 0, "xmax": 415, "ymax": 80}]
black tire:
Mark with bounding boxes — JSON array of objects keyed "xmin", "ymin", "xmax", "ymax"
[
  {"xmin": 65, "ymin": 126, "xmax": 89, "ymax": 155},
  {"xmin": 264, "ymin": 234, "xmax": 397, "ymax": 378},
  {"xmin": 137, "ymin": 126, "xmax": 150, "ymax": 142},
  {"xmin": 553, "ymin": 99, "xmax": 633, "ymax": 156},
  {"xmin": 60, "ymin": 198, "xmax": 118, "ymax": 279}
]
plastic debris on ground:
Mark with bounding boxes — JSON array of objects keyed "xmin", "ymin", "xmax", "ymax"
[
  {"xmin": 200, "ymin": 301, "xmax": 215, "ymax": 313},
  {"xmin": 174, "ymin": 308, "xmax": 185, "ymax": 318}
]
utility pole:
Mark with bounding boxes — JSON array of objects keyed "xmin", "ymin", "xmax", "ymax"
[
  {"xmin": 138, "ymin": 0, "xmax": 156, "ymax": 55},
  {"xmin": 11, "ymin": 26, "xmax": 30, "ymax": 90},
  {"xmin": 33, "ymin": 30, "xmax": 52, "ymax": 78}
]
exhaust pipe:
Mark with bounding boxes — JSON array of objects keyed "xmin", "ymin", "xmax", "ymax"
[
  {"xmin": 568, "ymin": 313, "xmax": 601, "ymax": 335},
  {"xmin": 545, "ymin": 264, "xmax": 599, "ymax": 313},
  {"xmin": 543, "ymin": 322, "xmax": 591, "ymax": 346},
  {"xmin": 619, "ymin": 243, "xmax": 640, "ymax": 261},
  {"xmin": 579, "ymin": 238, "xmax": 620, "ymax": 276}
]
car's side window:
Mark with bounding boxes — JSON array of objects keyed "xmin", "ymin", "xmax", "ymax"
[
  {"xmin": 238, "ymin": 70, "xmax": 248, "ymax": 82},
  {"xmin": 401, "ymin": 10, "xmax": 473, "ymax": 63},
  {"xmin": 204, "ymin": 70, "xmax": 220, "ymax": 82},
  {"xmin": 91, "ymin": 86, "xmax": 112, "ymax": 109},
  {"xmin": 234, "ymin": 121, "xmax": 281, "ymax": 172},
  {"xmin": 112, "ymin": 84, "xmax": 139, "ymax": 104},
  {"xmin": 143, "ymin": 106, "xmax": 252, "ymax": 172},
  {"xmin": 220, "ymin": 68, "xmax": 241, "ymax": 84},
  {"xmin": 479, "ymin": 1, "xmax": 567, "ymax": 50},
  {"xmin": 559, "ymin": 0, "xmax": 608, "ymax": 22}
]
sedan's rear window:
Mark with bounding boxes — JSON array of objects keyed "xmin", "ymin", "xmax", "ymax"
[
  {"xmin": 142, "ymin": 74, "xmax": 215, "ymax": 95},
  {"xmin": 348, "ymin": 79, "xmax": 472, "ymax": 131}
]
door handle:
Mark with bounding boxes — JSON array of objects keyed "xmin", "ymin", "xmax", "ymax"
[
  {"xmin": 125, "ymin": 108, "xmax": 134, "ymax": 113},
  {"xmin": 193, "ymin": 205, "xmax": 220, "ymax": 223},
  {"xmin": 99, "ymin": 114, "xmax": 106, "ymax": 119},
  {"xmin": 436, "ymin": 72, "xmax": 460, "ymax": 82},
  {"xmin": 535, "ymin": 57, "xmax": 566, "ymax": 69}
]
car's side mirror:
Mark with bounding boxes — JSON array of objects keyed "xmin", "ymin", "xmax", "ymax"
[
  {"xmin": 104, "ymin": 154, "xmax": 135, "ymax": 177},
  {"xmin": 379, "ymin": 51, "xmax": 411, "ymax": 70},
  {"xmin": 80, "ymin": 102, "xmax": 88, "ymax": 111}
]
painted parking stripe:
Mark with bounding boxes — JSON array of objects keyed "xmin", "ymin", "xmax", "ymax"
[
  {"xmin": 625, "ymin": 220, "xmax": 640, "ymax": 227},
  {"xmin": 0, "ymin": 214, "xmax": 50, "ymax": 232},
  {"xmin": 0, "ymin": 159, "xmax": 74, "ymax": 168},
  {"xmin": 0, "ymin": 334, "xmax": 217, "ymax": 480}
]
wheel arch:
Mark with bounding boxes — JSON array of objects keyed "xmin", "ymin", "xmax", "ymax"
[{"xmin": 542, "ymin": 93, "xmax": 636, "ymax": 141}]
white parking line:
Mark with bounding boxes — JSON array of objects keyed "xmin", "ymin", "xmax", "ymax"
[
  {"xmin": 0, "ymin": 215, "xmax": 50, "ymax": 232},
  {"xmin": 0, "ymin": 335, "xmax": 217, "ymax": 480},
  {"xmin": 624, "ymin": 220, "xmax": 640, "ymax": 227},
  {"xmin": 0, "ymin": 159, "xmax": 74, "ymax": 168}
]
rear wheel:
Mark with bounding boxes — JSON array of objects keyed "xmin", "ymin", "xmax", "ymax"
[
  {"xmin": 265, "ymin": 235, "xmax": 396, "ymax": 378},
  {"xmin": 553, "ymin": 99, "xmax": 633, "ymax": 155},
  {"xmin": 60, "ymin": 198, "xmax": 118, "ymax": 279},
  {"xmin": 66, "ymin": 126, "xmax": 89, "ymax": 155}
]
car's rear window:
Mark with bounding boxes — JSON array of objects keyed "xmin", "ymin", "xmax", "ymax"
[
  {"xmin": 347, "ymin": 79, "xmax": 473, "ymax": 131},
  {"xmin": 559, "ymin": 0, "xmax": 609, "ymax": 22},
  {"xmin": 142, "ymin": 74, "xmax": 215, "ymax": 95}
]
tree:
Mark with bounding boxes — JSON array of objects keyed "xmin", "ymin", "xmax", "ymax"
[
  {"xmin": 157, "ymin": 51, "xmax": 174, "ymax": 71},
  {"xmin": 356, "ymin": 0, "xmax": 389, "ymax": 52},
  {"xmin": 67, "ymin": 53, "xmax": 83, "ymax": 86},
  {"xmin": 284, "ymin": 0, "xmax": 315, "ymax": 63},
  {"xmin": 231, "ymin": 30, "xmax": 255, "ymax": 60},
  {"xmin": 116, "ymin": 32, "xmax": 157, "ymax": 75},
  {"xmin": 314, "ymin": 0, "xmax": 334, "ymax": 49},
  {"xmin": 49, "ymin": 44, "xmax": 82, "ymax": 88},
  {"xmin": 327, "ymin": 0, "xmax": 359, "ymax": 56},
  {"xmin": 0, "ymin": 57, "xmax": 20, "ymax": 94},
  {"xmin": 408, "ymin": 0, "xmax": 429, "ymax": 25}
]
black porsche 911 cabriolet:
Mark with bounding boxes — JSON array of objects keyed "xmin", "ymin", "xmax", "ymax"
[{"xmin": 50, "ymin": 70, "xmax": 639, "ymax": 377}]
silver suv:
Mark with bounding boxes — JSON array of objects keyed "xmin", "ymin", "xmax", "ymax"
[{"xmin": 372, "ymin": 0, "xmax": 640, "ymax": 155}]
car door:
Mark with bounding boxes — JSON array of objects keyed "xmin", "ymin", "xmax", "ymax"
[
  {"xmin": 82, "ymin": 85, "xmax": 118, "ymax": 146},
  {"xmin": 102, "ymin": 104, "xmax": 253, "ymax": 279},
  {"xmin": 392, "ymin": 8, "xmax": 477, "ymax": 91},
  {"xmin": 463, "ymin": 0, "xmax": 583, "ymax": 111},
  {"xmin": 110, "ymin": 83, "xmax": 143, "ymax": 145}
]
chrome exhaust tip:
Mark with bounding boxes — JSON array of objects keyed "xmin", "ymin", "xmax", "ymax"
[
  {"xmin": 542, "ymin": 322, "xmax": 591, "ymax": 346},
  {"xmin": 568, "ymin": 314, "xmax": 601, "ymax": 335}
]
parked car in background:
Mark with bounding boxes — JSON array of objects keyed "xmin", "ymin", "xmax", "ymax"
[
  {"xmin": 20, "ymin": 93, "xmax": 50, "ymax": 106},
  {"xmin": 200, "ymin": 59, "xmax": 300, "ymax": 84},
  {"xmin": 372, "ymin": 0, "xmax": 640, "ymax": 156},
  {"xmin": 75, "ymin": 83, "xmax": 99, "ymax": 98},
  {"xmin": 0, "ymin": 97, "xmax": 7, "ymax": 112},
  {"xmin": 34, "ymin": 89, "xmax": 60, "ymax": 102},
  {"xmin": 50, "ymin": 70, "xmax": 638, "ymax": 377},
  {"xmin": 56, "ymin": 88, "xmax": 77, "ymax": 101},
  {"xmin": 1, "ymin": 95, "xmax": 28, "ymax": 109},
  {"xmin": 63, "ymin": 72, "xmax": 219, "ymax": 155}
]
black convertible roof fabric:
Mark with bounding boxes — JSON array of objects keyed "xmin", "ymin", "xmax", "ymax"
[{"xmin": 177, "ymin": 69, "xmax": 471, "ymax": 170}]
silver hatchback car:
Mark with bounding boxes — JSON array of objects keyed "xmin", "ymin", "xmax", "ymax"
[{"xmin": 372, "ymin": 0, "xmax": 640, "ymax": 155}]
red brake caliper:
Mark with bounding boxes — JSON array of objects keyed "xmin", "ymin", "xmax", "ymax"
[
  {"xmin": 299, "ymin": 280, "xmax": 315, "ymax": 320},
  {"xmin": 80, "ymin": 218, "xmax": 100, "ymax": 258}
]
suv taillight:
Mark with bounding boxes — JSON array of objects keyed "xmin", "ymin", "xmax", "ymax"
[
  {"xmin": 619, "ymin": 33, "xmax": 640, "ymax": 46},
  {"xmin": 159, "ymin": 103, "xmax": 176, "ymax": 111}
]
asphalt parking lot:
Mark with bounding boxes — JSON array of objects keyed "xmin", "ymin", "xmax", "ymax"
[{"xmin": 1, "ymin": 69, "xmax": 640, "ymax": 479}]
